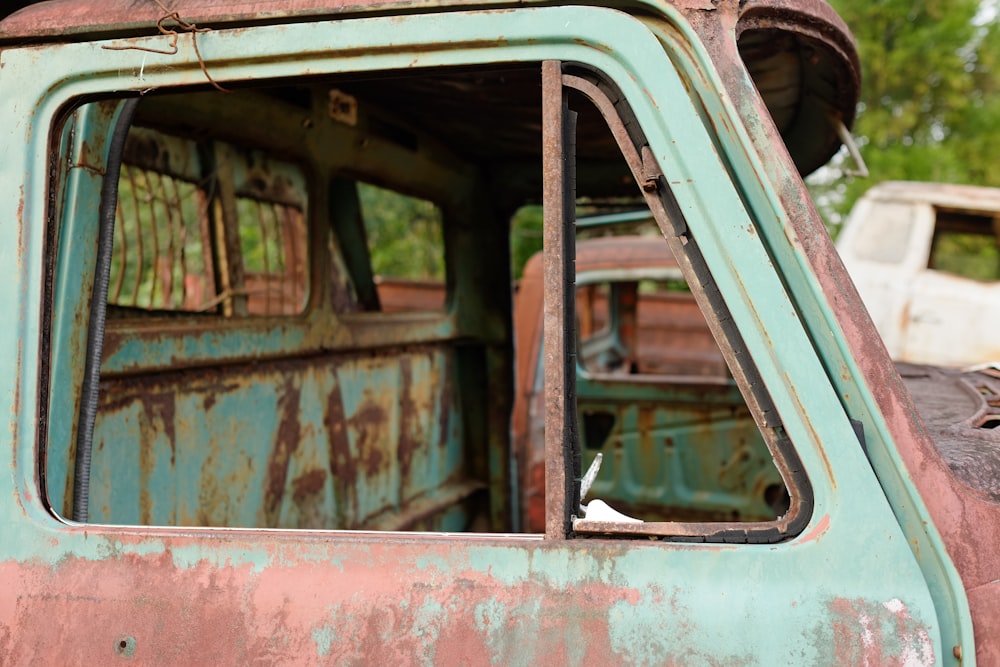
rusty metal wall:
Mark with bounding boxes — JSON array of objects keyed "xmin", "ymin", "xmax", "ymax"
[{"xmin": 87, "ymin": 347, "xmax": 473, "ymax": 530}]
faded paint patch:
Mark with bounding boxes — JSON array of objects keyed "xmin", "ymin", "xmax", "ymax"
[
  {"xmin": 311, "ymin": 625, "xmax": 334, "ymax": 657},
  {"xmin": 608, "ymin": 587, "xmax": 753, "ymax": 667},
  {"xmin": 820, "ymin": 597, "xmax": 935, "ymax": 666},
  {"xmin": 473, "ymin": 597, "xmax": 509, "ymax": 659}
]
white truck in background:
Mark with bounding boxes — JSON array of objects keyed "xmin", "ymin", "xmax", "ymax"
[{"xmin": 837, "ymin": 181, "xmax": 1000, "ymax": 367}]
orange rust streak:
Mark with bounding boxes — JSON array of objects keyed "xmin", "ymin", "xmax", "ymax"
[{"xmin": 797, "ymin": 513, "xmax": 830, "ymax": 544}]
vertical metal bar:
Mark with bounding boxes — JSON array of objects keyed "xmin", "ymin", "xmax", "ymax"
[
  {"xmin": 279, "ymin": 205, "xmax": 302, "ymax": 312},
  {"xmin": 542, "ymin": 60, "xmax": 579, "ymax": 539},
  {"xmin": 196, "ymin": 189, "xmax": 217, "ymax": 310},
  {"xmin": 329, "ymin": 178, "xmax": 381, "ymax": 312},
  {"xmin": 166, "ymin": 174, "xmax": 188, "ymax": 309},
  {"xmin": 253, "ymin": 200, "xmax": 270, "ymax": 314},
  {"xmin": 155, "ymin": 171, "xmax": 176, "ymax": 308},
  {"xmin": 112, "ymin": 198, "xmax": 126, "ymax": 303},
  {"xmin": 125, "ymin": 166, "xmax": 143, "ymax": 307},
  {"xmin": 146, "ymin": 172, "xmax": 161, "ymax": 308},
  {"xmin": 212, "ymin": 143, "xmax": 248, "ymax": 316}
]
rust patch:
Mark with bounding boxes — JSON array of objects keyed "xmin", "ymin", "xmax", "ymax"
[
  {"xmin": 263, "ymin": 377, "xmax": 302, "ymax": 527},
  {"xmin": 291, "ymin": 468, "xmax": 327, "ymax": 504},
  {"xmin": 826, "ymin": 597, "xmax": 934, "ymax": 666},
  {"xmin": 142, "ymin": 392, "xmax": 177, "ymax": 460},
  {"xmin": 397, "ymin": 357, "xmax": 417, "ymax": 480},
  {"xmin": 324, "ymin": 377, "xmax": 356, "ymax": 525},
  {"xmin": 436, "ymin": 355, "xmax": 454, "ymax": 454},
  {"xmin": 796, "ymin": 513, "xmax": 830, "ymax": 544},
  {"xmin": 347, "ymin": 399, "xmax": 388, "ymax": 478},
  {"xmin": 16, "ymin": 185, "xmax": 24, "ymax": 261},
  {"xmin": 525, "ymin": 459, "xmax": 546, "ymax": 533}
]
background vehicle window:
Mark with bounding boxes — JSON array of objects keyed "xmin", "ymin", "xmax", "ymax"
[
  {"xmin": 237, "ymin": 197, "xmax": 308, "ymax": 315},
  {"xmin": 929, "ymin": 208, "xmax": 1000, "ymax": 281},
  {"xmin": 357, "ymin": 182, "xmax": 447, "ymax": 312},
  {"xmin": 577, "ymin": 278, "xmax": 726, "ymax": 377},
  {"xmin": 848, "ymin": 201, "xmax": 913, "ymax": 264},
  {"xmin": 110, "ymin": 128, "xmax": 309, "ymax": 317},
  {"xmin": 112, "ymin": 167, "xmax": 213, "ymax": 311}
]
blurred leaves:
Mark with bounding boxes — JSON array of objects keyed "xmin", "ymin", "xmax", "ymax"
[
  {"xmin": 813, "ymin": 0, "xmax": 1000, "ymax": 228},
  {"xmin": 358, "ymin": 182, "xmax": 445, "ymax": 280}
]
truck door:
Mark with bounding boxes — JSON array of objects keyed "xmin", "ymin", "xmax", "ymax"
[{"xmin": 1, "ymin": 6, "xmax": 952, "ymax": 662}]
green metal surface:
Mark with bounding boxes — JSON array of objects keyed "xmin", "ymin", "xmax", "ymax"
[
  {"xmin": 630, "ymin": 11, "xmax": 974, "ymax": 659},
  {"xmin": 576, "ymin": 380, "xmax": 780, "ymax": 522}
]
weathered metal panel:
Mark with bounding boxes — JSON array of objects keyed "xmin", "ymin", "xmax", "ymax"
[
  {"xmin": 0, "ymin": 530, "xmax": 942, "ymax": 664},
  {"xmin": 678, "ymin": 6, "xmax": 978, "ymax": 661},
  {"xmin": 0, "ymin": 0, "xmax": 859, "ymax": 178},
  {"xmin": 81, "ymin": 349, "xmax": 466, "ymax": 529}
]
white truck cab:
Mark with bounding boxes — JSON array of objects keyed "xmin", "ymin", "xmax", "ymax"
[{"xmin": 838, "ymin": 181, "xmax": 1000, "ymax": 366}]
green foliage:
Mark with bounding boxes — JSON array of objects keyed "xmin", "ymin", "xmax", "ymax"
[
  {"xmin": 510, "ymin": 205, "xmax": 543, "ymax": 280},
  {"xmin": 814, "ymin": 0, "xmax": 1000, "ymax": 227},
  {"xmin": 931, "ymin": 230, "xmax": 1000, "ymax": 280},
  {"xmin": 358, "ymin": 182, "xmax": 445, "ymax": 280},
  {"xmin": 238, "ymin": 197, "xmax": 288, "ymax": 274},
  {"xmin": 112, "ymin": 168, "xmax": 207, "ymax": 309}
]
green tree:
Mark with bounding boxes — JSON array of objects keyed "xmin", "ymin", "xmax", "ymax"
[
  {"xmin": 814, "ymin": 0, "xmax": 1000, "ymax": 227},
  {"xmin": 510, "ymin": 205, "xmax": 543, "ymax": 279},
  {"xmin": 358, "ymin": 183, "xmax": 445, "ymax": 280}
]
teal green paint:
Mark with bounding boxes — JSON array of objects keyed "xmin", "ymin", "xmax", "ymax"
[
  {"xmin": 412, "ymin": 596, "xmax": 447, "ymax": 664},
  {"xmin": 473, "ymin": 597, "xmax": 510, "ymax": 661},
  {"xmin": 45, "ymin": 103, "xmax": 120, "ymax": 518},
  {"xmin": 479, "ymin": 596, "xmax": 544, "ymax": 667},
  {"xmin": 576, "ymin": 397, "xmax": 777, "ymax": 519},
  {"xmin": 5, "ymin": 534, "xmax": 172, "ymax": 569},
  {"xmin": 114, "ymin": 635, "xmax": 136, "ymax": 659},
  {"xmin": 463, "ymin": 545, "xmax": 530, "ymax": 587},
  {"xmin": 413, "ymin": 551, "xmax": 456, "ymax": 574},
  {"xmin": 465, "ymin": 545, "xmax": 633, "ymax": 590},
  {"xmin": 76, "ymin": 349, "xmax": 464, "ymax": 529},
  {"xmin": 168, "ymin": 542, "xmax": 271, "ymax": 575},
  {"xmin": 636, "ymin": 12, "xmax": 972, "ymax": 656},
  {"xmin": 102, "ymin": 326, "xmax": 312, "ymax": 374},
  {"xmin": 311, "ymin": 626, "xmax": 334, "ymax": 657}
]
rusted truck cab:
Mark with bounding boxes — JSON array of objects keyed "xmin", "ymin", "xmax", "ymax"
[{"xmin": 0, "ymin": 0, "xmax": 996, "ymax": 663}]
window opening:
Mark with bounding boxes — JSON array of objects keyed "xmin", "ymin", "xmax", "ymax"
[
  {"xmin": 357, "ymin": 182, "xmax": 446, "ymax": 313},
  {"xmin": 49, "ymin": 61, "xmax": 806, "ymax": 540},
  {"xmin": 237, "ymin": 197, "xmax": 308, "ymax": 315},
  {"xmin": 50, "ymin": 68, "xmax": 533, "ymax": 532},
  {"xmin": 848, "ymin": 201, "xmax": 913, "ymax": 265},
  {"xmin": 577, "ymin": 278, "xmax": 725, "ymax": 377},
  {"xmin": 108, "ymin": 127, "xmax": 309, "ymax": 318},
  {"xmin": 112, "ymin": 167, "xmax": 213, "ymax": 311},
  {"xmin": 540, "ymin": 62, "xmax": 809, "ymax": 542},
  {"xmin": 928, "ymin": 208, "xmax": 1000, "ymax": 281}
]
